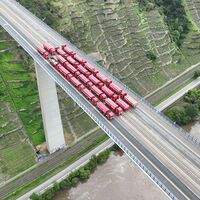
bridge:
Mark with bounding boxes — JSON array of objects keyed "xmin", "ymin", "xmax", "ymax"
[{"xmin": 0, "ymin": 1, "xmax": 200, "ymax": 199}]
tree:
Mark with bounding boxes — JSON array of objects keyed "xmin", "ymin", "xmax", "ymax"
[
  {"xmin": 168, "ymin": 106, "xmax": 187, "ymax": 125},
  {"xmin": 185, "ymin": 104, "xmax": 199, "ymax": 121},
  {"xmin": 146, "ymin": 2, "xmax": 155, "ymax": 11},
  {"xmin": 171, "ymin": 30, "xmax": 180, "ymax": 44},
  {"xmin": 59, "ymin": 178, "xmax": 71, "ymax": 190},
  {"xmin": 53, "ymin": 181, "xmax": 60, "ymax": 192},
  {"xmin": 79, "ymin": 167, "xmax": 90, "ymax": 179},
  {"xmin": 184, "ymin": 89, "xmax": 198, "ymax": 104},
  {"xmin": 97, "ymin": 149, "xmax": 110, "ymax": 163},
  {"xmin": 84, "ymin": 155, "xmax": 97, "ymax": 170}
]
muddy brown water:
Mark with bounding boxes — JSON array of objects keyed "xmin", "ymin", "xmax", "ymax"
[{"xmin": 52, "ymin": 121, "xmax": 200, "ymax": 200}]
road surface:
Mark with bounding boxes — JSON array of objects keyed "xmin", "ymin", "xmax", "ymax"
[{"xmin": 157, "ymin": 77, "xmax": 200, "ymax": 110}]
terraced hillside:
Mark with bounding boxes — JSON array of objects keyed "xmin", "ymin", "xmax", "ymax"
[
  {"xmin": 0, "ymin": 28, "xmax": 36, "ymax": 182},
  {"xmin": 185, "ymin": 0, "xmax": 200, "ymax": 29},
  {"xmin": 51, "ymin": 0, "xmax": 199, "ymax": 96}
]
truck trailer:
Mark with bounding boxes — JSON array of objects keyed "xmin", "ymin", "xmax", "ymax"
[
  {"xmin": 115, "ymin": 98, "xmax": 130, "ymax": 111},
  {"xmin": 84, "ymin": 62, "xmax": 95, "ymax": 73},
  {"xmin": 90, "ymin": 85, "xmax": 107, "ymax": 101},
  {"xmin": 62, "ymin": 45, "xmax": 75, "ymax": 56},
  {"xmin": 43, "ymin": 43, "xmax": 55, "ymax": 55},
  {"xmin": 105, "ymin": 98, "xmax": 123, "ymax": 116},
  {"xmin": 120, "ymin": 93, "xmax": 138, "ymax": 108},
  {"xmin": 107, "ymin": 82, "xmax": 122, "ymax": 95},
  {"xmin": 37, "ymin": 46, "xmax": 49, "ymax": 59},
  {"xmin": 82, "ymin": 88, "xmax": 98, "ymax": 105},
  {"xmin": 78, "ymin": 74, "xmax": 93, "ymax": 88},
  {"xmin": 88, "ymin": 75, "xmax": 104, "ymax": 87},
  {"xmin": 55, "ymin": 47, "xmax": 68, "ymax": 59},
  {"xmin": 96, "ymin": 102, "xmax": 114, "ymax": 120}
]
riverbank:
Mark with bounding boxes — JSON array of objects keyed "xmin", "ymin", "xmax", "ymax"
[{"xmin": 52, "ymin": 120, "xmax": 200, "ymax": 200}]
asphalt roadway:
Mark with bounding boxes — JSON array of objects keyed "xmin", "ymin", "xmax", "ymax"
[
  {"xmin": 0, "ymin": 0, "xmax": 200, "ymax": 199},
  {"xmin": 147, "ymin": 66, "xmax": 200, "ymax": 103}
]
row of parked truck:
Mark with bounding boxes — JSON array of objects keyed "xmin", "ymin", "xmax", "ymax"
[{"xmin": 36, "ymin": 43, "xmax": 138, "ymax": 120}]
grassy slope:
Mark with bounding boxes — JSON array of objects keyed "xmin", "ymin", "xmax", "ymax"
[{"xmin": 0, "ymin": 29, "xmax": 35, "ymax": 182}]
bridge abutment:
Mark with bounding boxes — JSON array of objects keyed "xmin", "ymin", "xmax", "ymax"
[{"xmin": 35, "ymin": 62, "xmax": 65, "ymax": 154}]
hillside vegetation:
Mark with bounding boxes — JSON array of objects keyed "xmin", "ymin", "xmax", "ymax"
[{"xmin": 0, "ymin": 28, "xmax": 36, "ymax": 182}]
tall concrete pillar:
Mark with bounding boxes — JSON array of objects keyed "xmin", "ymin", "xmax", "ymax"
[{"xmin": 35, "ymin": 62, "xmax": 65, "ymax": 154}]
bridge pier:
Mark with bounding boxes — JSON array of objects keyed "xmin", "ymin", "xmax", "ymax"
[{"xmin": 35, "ymin": 62, "xmax": 65, "ymax": 154}]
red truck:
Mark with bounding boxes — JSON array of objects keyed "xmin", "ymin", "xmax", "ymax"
[
  {"xmin": 120, "ymin": 92, "xmax": 138, "ymax": 108},
  {"xmin": 73, "ymin": 54, "xmax": 86, "ymax": 65},
  {"xmin": 101, "ymin": 85, "xmax": 114, "ymax": 97},
  {"xmin": 115, "ymin": 98, "xmax": 130, "ymax": 111},
  {"xmin": 70, "ymin": 77, "xmax": 85, "ymax": 92},
  {"xmin": 105, "ymin": 98, "xmax": 123, "ymax": 116},
  {"xmin": 57, "ymin": 55, "xmax": 80, "ymax": 77},
  {"xmin": 59, "ymin": 66, "xmax": 72, "ymax": 80},
  {"xmin": 77, "ymin": 65, "xmax": 90, "ymax": 77},
  {"xmin": 78, "ymin": 74, "xmax": 93, "ymax": 88},
  {"xmin": 57, "ymin": 55, "xmax": 68, "ymax": 67},
  {"xmin": 49, "ymin": 58, "xmax": 63, "ymax": 71},
  {"xmin": 82, "ymin": 88, "xmax": 98, "ymax": 105},
  {"xmin": 67, "ymin": 56, "xmax": 79, "ymax": 67},
  {"xmin": 90, "ymin": 85, "xmax": 107, "ymax": 101},
  {"xmin": 37, "ymin": 46, "xmax": 49, "ymax": 59},
  {"xmin": 95, "ymin": 72, "xmax": 108, "ymax": 83},
  {"xmin": 84, "ymin": 62, "xmax": 95, "ymax": 73},
  {"xmin": 62, "ymin": 45, "xmax": 75, "ymax": 56},
  {"xmin": 55, "ymin": 47, "xmax": 68, "ymax": 59},
  {"xmin": 107, "ymin": 82, "xmax": 122, "ymax": 95},
  {"xmin": 96, "ymin": 102, "xmax": 114, "ymax": 120},
  {"xmin": 88, "ymin": 75, "xmax": 103, "ymax": 87},
  {"xmin": 43, "ymin": 43, "xmax": 55, "ymax": 55}
]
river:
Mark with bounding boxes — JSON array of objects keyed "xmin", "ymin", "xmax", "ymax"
[{"xmin": 52, "ymin": 121, "xmax": 200, "ymax": 200}]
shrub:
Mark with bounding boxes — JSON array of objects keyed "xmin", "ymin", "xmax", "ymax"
[
  {"xmin": 71, "ymin": 177, "xmax": 79, "ymax": 186},
  {"xmin": 194, "ymin": 69, "xmax": 200, "ymax": 78},
  {"xmin": 30, "ymin": 192, "xmax": 40, "ymax": 200},
  {"xmin": 146, "ymin": 50, "xmax": 157, "ymax": 61}
]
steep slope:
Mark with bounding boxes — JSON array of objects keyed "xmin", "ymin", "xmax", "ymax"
[
  {"xmin": 52, "ymin": 0, "xmax": 197, "ymax": 95},
  {"xmin": 0, "ymin": 28, "xmax": 36, "ymax": 182}
]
